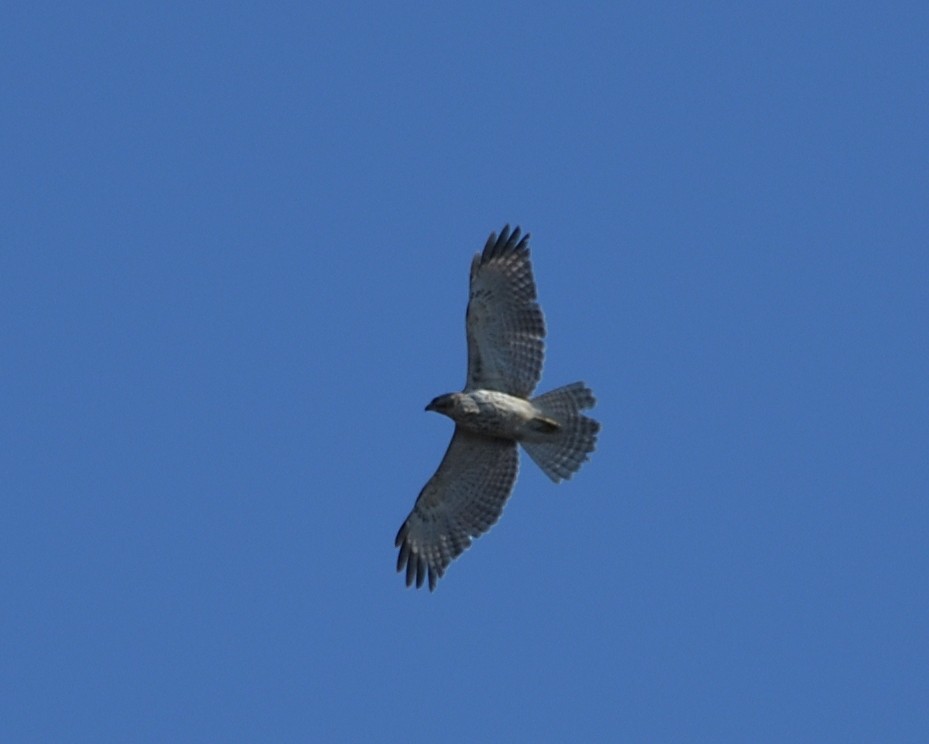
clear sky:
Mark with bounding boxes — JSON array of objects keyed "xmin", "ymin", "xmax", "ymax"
[{"xmin": 3, "ymin": 3, "xmax": 928, "ymax": 742}]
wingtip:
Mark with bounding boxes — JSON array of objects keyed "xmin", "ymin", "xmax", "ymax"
[
  {"xmin": 506, "ymin": 225, "xmax": 521, "ymax": 248},
  {"xmin": 482, "ymin": 224, "xmax": 529, "ymax": 261},
  {"xmin": 483, "ymin": 228, "xmax": 500, "ymax": 255},
  {"xmin": 394, "ymin": 521, "xmax": 407, "ymax": 548},
  {"xmin": 396, "ymin": 542, "xmax": 443, "ymax": 591}
]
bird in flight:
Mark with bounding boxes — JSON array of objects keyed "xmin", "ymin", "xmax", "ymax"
[{"xmin": 395, "ymin": 225, "xmax": 600, "ymax": 590}]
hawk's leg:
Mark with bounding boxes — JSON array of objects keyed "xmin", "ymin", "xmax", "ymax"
[{"xmin": 529, "ymin": 416, "xmax": 561, "ymax": 433}]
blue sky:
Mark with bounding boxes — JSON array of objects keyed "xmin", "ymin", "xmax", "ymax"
[{"xmin": 3, "ymin": 2, "xmax": 928, "ymax": 741}]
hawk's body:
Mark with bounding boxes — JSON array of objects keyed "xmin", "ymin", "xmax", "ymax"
[
  {"xmin": 426, "ymin": 390, "xmax": 555, "ymax": 439},
  {"xmin": 395, "ymin": 226, "xmax": 600, "ymax": 590}
]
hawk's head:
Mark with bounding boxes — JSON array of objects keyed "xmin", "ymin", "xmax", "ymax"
[{"xmin": 425, "ymin": 393, "xmax": 455, "ymax": 413}]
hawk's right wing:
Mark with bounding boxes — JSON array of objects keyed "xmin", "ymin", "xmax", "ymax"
[
  {"xmin": 464, "ymin": 225, "xmax": 546, "ymax": 398},
  {"xmin": 395, "ymin": 428, "xmax": 519, "ymax": 591}
]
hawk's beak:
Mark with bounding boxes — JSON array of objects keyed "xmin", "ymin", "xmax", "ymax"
[{"xmin": 425, "ymin": 399, "xmax": 438, "ymax": 412}]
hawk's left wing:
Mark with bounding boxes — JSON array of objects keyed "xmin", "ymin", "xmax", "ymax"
[
  {"xmin": 395, "ymin": 428, "xmax": 519, "ymax": 590},
  {"xmin": 465, "ymin": 225, "xmax": 546, "ymax": 397}
]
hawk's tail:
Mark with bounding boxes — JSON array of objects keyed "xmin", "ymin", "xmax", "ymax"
[{"xmin": 522, "ymin": 382, "xmax": 600, "ymax": 483}]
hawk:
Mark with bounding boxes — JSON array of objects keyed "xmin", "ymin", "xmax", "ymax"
[{"xmin": 395, "ymin": 225, "xmax": 600, "ymax": 590}]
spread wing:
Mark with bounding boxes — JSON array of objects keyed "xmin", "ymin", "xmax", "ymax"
[
  {"xmin": 395, "ymin": 428, "xmax": 519, "ymax": 590},
  {"xmin": 465, "ymin": 225, "xmax": 546, "ymax": 397}
]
